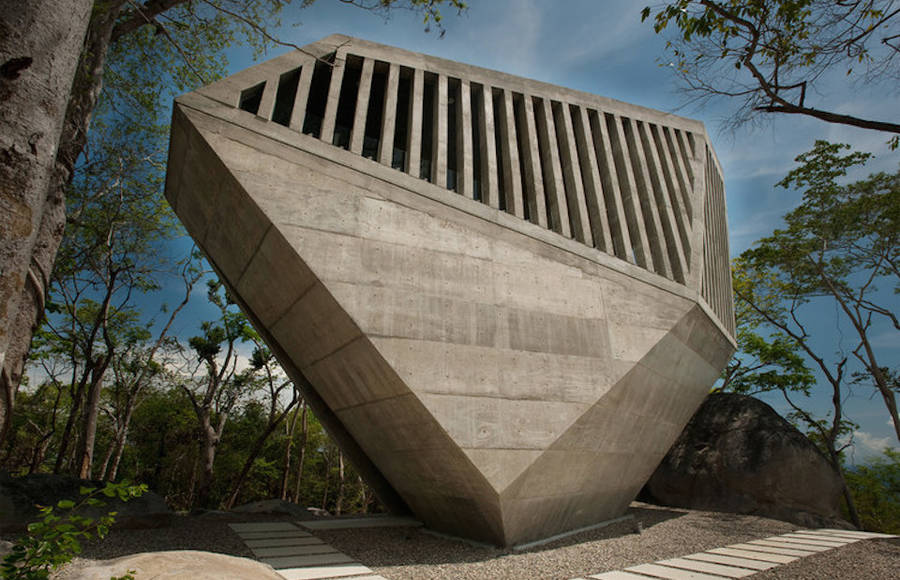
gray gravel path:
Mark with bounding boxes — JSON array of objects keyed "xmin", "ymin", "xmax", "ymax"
[{"xmin": 32, "ymin": 503, "xmax": 897, "ymax": 579}]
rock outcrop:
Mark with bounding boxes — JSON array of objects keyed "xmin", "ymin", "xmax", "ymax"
[
  {"xmin": 641, "ymin": 393, "xmax": 850, "ymax": 528},
  {"xmin": 55, "ymin": 550, "xmax": 283, "ymax": 580},
  {"xmin": 0, "ymin": 472, "xmax": 171, "ymax": 533}
]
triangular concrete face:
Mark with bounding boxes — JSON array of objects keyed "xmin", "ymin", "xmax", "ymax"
[{"xmin": 165, "ymin": 35, "xmax": 736, "ymax": 547}]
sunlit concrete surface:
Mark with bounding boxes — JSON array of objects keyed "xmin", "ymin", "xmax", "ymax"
[{"xmin": 165, "ymin": 35, "xmax": 736, "ymax": 547}]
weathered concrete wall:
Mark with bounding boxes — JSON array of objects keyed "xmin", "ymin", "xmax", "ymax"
[{"xmin": 165, "ymin": 35, "xmax": 735, "ymax": 546}]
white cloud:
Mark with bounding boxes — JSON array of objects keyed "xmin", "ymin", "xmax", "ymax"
[{"xmin": 848, "ymin": 430, "xmax": 896, "ymax": 463}]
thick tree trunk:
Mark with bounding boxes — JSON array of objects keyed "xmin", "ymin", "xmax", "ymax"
[{"xmin": 0, "ymin": 0, "xmax": 92, "ymax": 446}]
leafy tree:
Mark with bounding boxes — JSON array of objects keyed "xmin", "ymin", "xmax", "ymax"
[
  {"xmin": 223, "ymin": 341, "xmax": 300, "ymax": 509},
  {"xmin": 180, "ymin": 280, "xmax": 255, "ymax": 509},
  {"xmin": 746, "ymin": 141, "xmax": 899, "ymax": 441},
  {"xmin": 844, "ymin": 448, "xmax": 900, "ymax": 533},
  {"xmin": 642, "ymin": 1, "xmax": 900, "ymax": 139},
  {"xmin": 0, "ymin": 0, "xmax": 468, "ymax": 448},
  {"xmin": 729, "ymin": 140, "xmax": 899, "ymax": 526}
]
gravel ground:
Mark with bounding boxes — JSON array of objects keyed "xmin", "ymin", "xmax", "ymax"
[{"xmin": 8, "ymin": 503, "xmax": 893, "ymax": 580}]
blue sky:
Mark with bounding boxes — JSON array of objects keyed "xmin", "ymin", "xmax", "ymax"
[{"xmin": 174, "ymin": 0, "xmax": 898, "ymax": 460}]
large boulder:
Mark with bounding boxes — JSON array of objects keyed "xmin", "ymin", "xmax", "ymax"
[
  {"xmin": 54, "ymin": 550, "xmax": 283, "ymax": 579},
  {"xmin": 641, "ymin": 393, "xmax": 850, "ymax": 528},
  {"xmin": 0, "ymin": 472, "xmax": 171, "ymax": 533}
]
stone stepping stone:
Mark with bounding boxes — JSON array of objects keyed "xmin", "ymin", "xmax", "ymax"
[
  {"xmin": 657, "ymin": 557, "xmax": 756, "ymax": 578},
  {"xmin": 681, "ymin": 552, "xmax": 777, "ymax": 571},
  {"xmin": 277, "ymin": 564, "xmax": 376, "ymax": 580},
  {"xmin": 252, "ymin": 545, "xmax": 340, "ymax": 558},
  {"xmin": 298, "ymin": 517, "xmax": 422, "ymax": 530},
  {"xmin": 626, "ymin": 563, "xmax": 729, "ymax": 579}
]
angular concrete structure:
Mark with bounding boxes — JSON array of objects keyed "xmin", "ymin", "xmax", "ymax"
[{"xmin": 164, "ymin": 35, "xmax": 736, "ymax": 547}]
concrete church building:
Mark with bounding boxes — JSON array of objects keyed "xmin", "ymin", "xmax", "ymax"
[{"xmin": 165, "ymin": 34, "xmax": 736, "ymax": 547}]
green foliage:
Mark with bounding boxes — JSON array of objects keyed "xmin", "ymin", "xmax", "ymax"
[
  {"xmin": 0, "ymin": 482, "xmax": 146, "ymax": 580},
  {"xmin": 844, "ymin": 448, "xmax": 900, "ymax": 533},
  {"xmin": 642, "ymin": 1, "xmax": 900, "ymax": 135}
]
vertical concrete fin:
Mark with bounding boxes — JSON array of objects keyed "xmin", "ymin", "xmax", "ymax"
[
  {"xmin": 535, "ymin": 97, "xmax": 571, "ymax": 237},
  {"xmin": 518, "ymin": 94, "xmax": 548, "ymax": 228},
  {"xmin": 701, "ymin": 145, "xmax": 734, "ymax": 334},
  {"xmin": 288, "ymin": 58, "xmax": 316, "ymax": 132},
  {"xmin": 653, "ymin": 124, "xmax": 692, "ymax": 267},
  {"xmin": 638, "ymin": 121, "xmax": 687, "ymax": 283},
  {"xmin": 554, "ymin": 102, "xmax": 593, "ymax": 246},
  {"xmin": 407, "ymin": 68, "xmax": 424, "ymax": 179},
  {"xmin": 477, "ymin": 84, "xmax": 500, "ymax": 208},
  {"xmin": 497, "ymin": 89, "xmax": 524, "ymax": 218},
  {"xmin": 457, "ymin": 78, "xmax": 475, "ymax": 198},
  {"xmin": 661, "ymin": 126, "xmax": 694, "ymax": 229},
  {"xmin": 589, "ymin": 109, "xmax": 631, "ymax": 261},
  {"xmin": 319, "ymin": 50, "xmax": 347, "ymax": 145},
  {"xmin": 378, "ymin": 62, "xmax": 400, "ymax": 166},
  {"xmin": 623, "ymin": 118, "xmax": 671, "ymax": 279},
  {"xmin": 433, "ymin": 73, "xmax": 448, "ymax": 188},
  {"xmin": 606, "ymin": 113, "xmax": 651, "ymax": 269},
  {"xmin": 349, "ymin": 57, "xmax": 374, "ymax": 155},
  {"xmin": 572, "ymin": 105, "xmax": 612, "ymax": 253}
]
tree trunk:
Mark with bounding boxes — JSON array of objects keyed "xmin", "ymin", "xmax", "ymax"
[
  {"xmin": 335, "ymin": 451, "xmax": 345, "ymax": 515},
  {"xmin": 53, "ymin": 374, "xmax": 89, "ymax": 473},
  {"xmin": 0, "ymin": 0, "xmax": 93, "ymax": 447},
  {"xmin": 196, "ymin": 409, "xmax": 218, "ymax": 509},
  {"xmin": 77, "ymin": 358, "xmax": 109, "ymax": 478},
  {"xmin": 280, "ymin": 403, "xmax": 301, "ymax": 500},
  {"xmin": 224, "ymin": 405, "xmax": 295, "ymax": 510},
  {"xmin": 292, "ymin": 401, "xmax": 308, "ymax": 504},
  {"xmin": 106, "ymin": 404, "xmax": 136, "ymax": 481}
]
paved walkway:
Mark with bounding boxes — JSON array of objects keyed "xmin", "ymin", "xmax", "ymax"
[
  {"xmin": 228, "ymin": 522, "xmax": 386, "ymax": 580},
  {"xmin": 230, "ymin": 522, "xmax": 895, "ymax": 580},
  {"xmin": 575, "ymin": 528, "xmax": 897, "ymax": 579}
]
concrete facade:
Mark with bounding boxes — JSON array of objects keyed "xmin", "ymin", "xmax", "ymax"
[{"xmin": 164, "ymin": 35, "xmax": 736, "ymax": 547}]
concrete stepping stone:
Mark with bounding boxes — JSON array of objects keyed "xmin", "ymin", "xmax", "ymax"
[
  {"xmin": 237, "ymin": 530, "xmax": 314, "ymax": 540},
  {"xmin": 277, "ymin": 564, "xmax": 376, "ymax": 580},
  {"xmin": 775, "ymin": 534, "xmax": 852, "ymax": 547},
  {"xmin": 230, "ymin": 522, "xmax": 301, "ymax": 533},
  {"xmin": 747, "ymin": 539, "xmax": 829, "ymax": 552},
  {"xmin": 728, "ymin": 542, "xmax": 815, "ymax": 557},
  {"xmin": 627, "ymin": 562, "xmax": 729, "ymax": 579},
  {"xmin": 574, "ymin": 529, "xmax": 899, "ymax": 580},
  {"xmin": 298, "ymin": 517, "xmax": 422, "ymax": 530},
  {"xmin": 681, "ymin": 553, "xmax": 777, "ymax": 571},
  {"xmin": 657, "ymin": 557, "xmax": 756, "ymax": 578},
  {"xmin": 263, "ymin": 552, "xmax": 357, "ymax": 569},
  {"xmin": 707, "ymin": 547, "xmax": 797, "ymax": 564},
  {"xmin": 252, "ymin": 545, "xmax": 341, "ymax": 558},
  {"xmin": 244, "ymin": 537, "xmax": 326, "ymax": 548},
  {"xmin": 589, "ymin": 571, "xmax": 657, "ymax": 579},
  {"xmin": 814, "ymin": 528, "xmax": 896, "ymax": 539}
]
